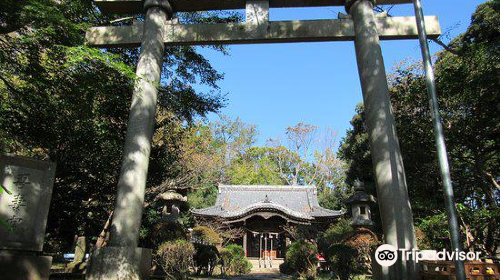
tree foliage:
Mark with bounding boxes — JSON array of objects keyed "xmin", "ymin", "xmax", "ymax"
[
  {"xmin": 339, "ymin": 1, "xmax": 499, "ymax": 256},
  {"xmin": 0, "ymin": 0, "xmax": 234, "ymax": 250},
  {"xmin": 219, "ymin": 244, "xmax": 252, "ymax": 276},
  {"xmin": 193, "ymin": 243, "xmax": 219, "ymax": 276},
  {"xmin": 318, "ymin": 221, "xmax": 378, "ymax": 279},
  {"xmin": 280, "ymin": 240, "xmax": 318, "ymax": 280},
  {"xmin": 185, "ymin": 117, "xmax": 349, "ymax": 215},
  {"xmin": 191, "ymin": 225, "xmax": 222, "ymax": 246},
  {"xmin": 157, "ymin": 239, "xmax": 195, "ymax": 280}
]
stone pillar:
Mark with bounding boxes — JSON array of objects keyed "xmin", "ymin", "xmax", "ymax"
[
  {"xmin": 65, "ymin": 236, "xmax": 87, "ymax": 273},
  {"xmin": 346, "ymin": 0, "xmax": 418, "ymax": 279},
  {"xmin": 74, "ymin": 236, "xmax": 87, "ymax": 263},
  {"xmin": 109, "ymin": 0, "xmax": 172, "ymax": 248},
  {"xmin": 86, "ymin": 1, "xmax": 172, "ymax": 279}
]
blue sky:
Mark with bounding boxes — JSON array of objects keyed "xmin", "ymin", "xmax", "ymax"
[{"xmin": 195, "ymin": 0, "xmax": 485, "ymax": 148}]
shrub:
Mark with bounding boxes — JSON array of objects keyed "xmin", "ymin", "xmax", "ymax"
[
  {"xmin": 150, "ymin": 222, "xmax": 187, "ymax": 274},
  {"xmin": 192, "ymin": 225, "xmax": 222, "ymax": 245},
  {"xmin": 220, "ymin": 244, "xmax": 252, "ymax": 276},
  {"xmin": 282, "ymin": 240, "xmax": 318, "ymax": 279},
  {"xmin": 150, "ymin": 222, "xmax": 186, "ymax": 246},
  {"xmin": 317, "ymin": 219, "xmax": 354, "ymax": 253},
  {"xmin": 279, "ymin": 261, "xmax": 293, "ymax": 275},
  {"xmin": 319, "ymin": 222, "xmax": 378, "ymax": 278},
  {"xmin": 193, "ymin": 243, "xmax": 219, "ymax": 276},
  {"xmin": 219, "ymin": 248, "xmax": 232, "ymax": 276},
  {"xmin": 416, "ymin": 213, "xmax": 451, "ymax": 250},
  {"xmin": 327, "ymin": 244, "xmax": 362, "ymax": 280},
  {"xmin": 157, "ymin": 239, "xmax": 195, "ymax": 280},
  {"xmin": 342, "ymin": 228, "xmax": 378, "ymax": 275}
]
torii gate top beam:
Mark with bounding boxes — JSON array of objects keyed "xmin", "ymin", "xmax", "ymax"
[
  {"xmin": 87, "ymin": 0, "xmax": 441, "ymax": 48},
  {"xmin": 95, "ymin": 0, "xmax": 412, "ymax": 14}
]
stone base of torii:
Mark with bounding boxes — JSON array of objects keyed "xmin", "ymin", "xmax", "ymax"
[{"xmin": 84, "ymin": 1, "xmax": 442, "ymax": 279}]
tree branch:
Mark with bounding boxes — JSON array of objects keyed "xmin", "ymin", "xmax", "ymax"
[
  {"xmin": 430, "ymin": 38, "xmax": 460, "ymax": 55},
  {"xmin": 375, "ymin": 6, "xmax": 460, "ymax": 56},
  {"xmin": 484, "ymin": 171, "xmax": 500, "ymax": 192},
  {"xmin": 0, "ymin": 74, "xmax": 21, "ymax": 96}
]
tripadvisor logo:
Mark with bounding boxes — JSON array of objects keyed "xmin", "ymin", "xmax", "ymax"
[
  {"xmin": 375, "ymin": 244, "xmax": 398, "ymax": 267},
  {"xmin": 375, "ymin": 244, "xmax": 481, "ymax": 267}
]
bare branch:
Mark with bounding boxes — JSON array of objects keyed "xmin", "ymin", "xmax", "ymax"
[{"xmin": 430, "ymin": 38, "xmax": 460, "ymax": 55}]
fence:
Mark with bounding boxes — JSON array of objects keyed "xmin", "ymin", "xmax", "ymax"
[{"xmin": 421, "ymin": 260, "xmax": 500, "ymax": 280}]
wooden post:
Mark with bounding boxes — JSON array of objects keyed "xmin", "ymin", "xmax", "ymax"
[
  {"xmin": 264, "ymin": 235, "xmax": 268, "ymax": 268},
  {"xmin": 270, "ymin": 235, "xmax": 273, "ymax": 268},
  {"xmin": 259, "ymin": 233, "xmax": 262, "ymax": 268},
  {"xmin": 243, "ymin": 231, "xmax": 248, "ymax": 257}
]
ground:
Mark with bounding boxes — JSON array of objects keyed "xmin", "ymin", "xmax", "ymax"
[
  {"xmin": 49, "ymin": 272, "xmax": 366, "ymax": 280},
  {"xmin": 228, "ymin": 274, "xmax": 290, "ymax": 280},
  {"xmin": 193, "ymin": 274, "xmax": 372, "ymax": 280},
  {"xmin": 193, "ymin": 273, "xmax": 369, "ymax": 280},
  {"xmin": 193, "ymin": 275, "xmax": 301, "ymax": 280},
  {"xmin": 50, "ymin": 262, "xmax": 367, "ymax": 280}
]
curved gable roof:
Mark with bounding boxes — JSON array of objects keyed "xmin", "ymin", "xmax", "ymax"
[{"xmin": 192, "ymin": 185, "xmax": 343, "ymax": 222}]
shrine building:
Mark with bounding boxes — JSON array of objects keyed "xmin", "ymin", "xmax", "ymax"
[{"xmin": 192, "ymin": 185, "xmax": 343, "ymax": 260}]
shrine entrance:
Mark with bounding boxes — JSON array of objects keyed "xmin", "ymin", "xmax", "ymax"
[
  {"xmin": 84, "ymin": 1, "xmax": 455, "ymax": 280},
  {"xmin": 247, "ymin": 232, "xmax": 285, "ymax": 259},
  {"xmin": 246, "ymin": 216, "xmax": 286, "ymax": 259}
]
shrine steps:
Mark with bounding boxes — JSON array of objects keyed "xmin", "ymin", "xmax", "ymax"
[{"xmin": 248, "ymin": 258, "xmax": 283, "ymax": 274}]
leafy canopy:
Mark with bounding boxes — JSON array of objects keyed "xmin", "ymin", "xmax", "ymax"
[
  {"xmin": 0, "ymin": 0, "xmax": 235, "ymax": 249},
  {"xmin": 338, "ymin": 1, "xmax": 499, "ymax": 255}
]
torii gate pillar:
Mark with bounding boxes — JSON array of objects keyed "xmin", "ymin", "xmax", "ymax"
[
  {"xmin": 347, "ymin": 0, "xmax": 418, "ymax": 279},
  {"xmin": 83, "ymin": 0, "xmax": 442, "ymax": 279},
  {"xmin": 86, "ymin": 1, "xmax": 172, "ymax": 279}
]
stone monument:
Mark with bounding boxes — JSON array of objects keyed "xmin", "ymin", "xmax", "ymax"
[{"xmin": 0, "ymin": 154, "xmax": 56, "ymax": 280}]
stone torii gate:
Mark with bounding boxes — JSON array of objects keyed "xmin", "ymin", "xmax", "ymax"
[{"xmin": 85, "ymin": 1, "xmax": 441, "ymax": 280}]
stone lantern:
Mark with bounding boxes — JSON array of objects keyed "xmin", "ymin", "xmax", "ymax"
[
  {"xmin": 157, "ymin": 191, "xmax": 187, "ymax": 223},
  {"xmin": 344, "ymin": 180, "xmax": 376, "ymax": 227}
]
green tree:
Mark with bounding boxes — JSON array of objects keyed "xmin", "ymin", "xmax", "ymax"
[
  {"xmin": 184, "ymin": 116, "xmax": 258, "ymax": 210},
  {"xmin": 0, "ymin": 0, "xmax": 235, "ymax": 250},
  {"xmin": 339, "ymin": 1, "xmax": 499, "ymax": 255},
  {"xmin": 280, "ymin": 240, "xmax": 318, "ymax": 279},
  {"xmin": 228, "ymin": 146, "xmax": 288, "ymax": 185},
  {"xmin": 186, "ymin": 119, "xmax": 348, "ymax": 212},
  {"xmin": 338, "ymin": 105, "xmax": 375, "ymax": 194},
  {"xmin": 220, "ymin": 244, "xmax": 252, "ymax": 276}
]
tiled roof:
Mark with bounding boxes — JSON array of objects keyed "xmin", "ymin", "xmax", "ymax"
[
  {"xmin": 192, "ymin": 185, "xmax": 343, "ymax": 222},
  {"xmin": 344, "ymin": 191, "xmax": 376, "ymax": 205}
]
